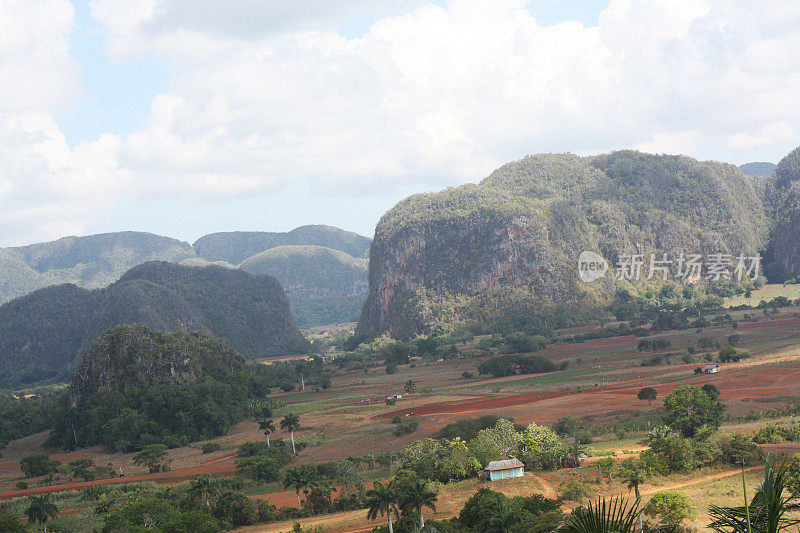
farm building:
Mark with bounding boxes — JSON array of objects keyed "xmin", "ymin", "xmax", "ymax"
[
  {"xmin": 703, "ymin": 364, "xmax": 719, "ymax": 374},
  {"xmin": 482, "ymin": 458, "xmax": 525, "ymax": 481}
]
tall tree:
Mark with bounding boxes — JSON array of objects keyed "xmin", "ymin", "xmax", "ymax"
[
  {"xmin": 283, "ymin": 467, "xmax": 310, "ymax": 509},
  {"xmin": 663, "ymin": 384, "xmax": 725, "ymax": 437},
  {"xmin": 637, "ymin": 387, "xmax": 657, "ymax": 406},
  {"xmin": 365, "ymin": 481, "xmax": 399, "ymax": 533},
  {"xmin": 619, "ymin": 458, "xmax": 648, "ymax": 533},
  {"xmin": 281, "ymin": 413, "xmax": 301, "ymax": 454},
  {"xmin": 259, "ymin": 418, "xmax": 275, "ymax": 447},
  {"xmin": 187, "ymin": 475, "xmax": 221, "ymax": 509},
  {"xmin": 487, "ymin": 505, "xmax": 521, "ymax": 533},
  {"xmin": 132, "ymin": 444, "xmax": 170, "ymax": 473},
  {"xmin": 26, "ymin": 494, "xmax": 58, "ymax": 533},
  {"xmin": 404, "ymin": 379, "xmax": 418, "ymax": 407},
  {"xmin": 398, "ymin": 477, "xmax": 438, "ymax": 529}
]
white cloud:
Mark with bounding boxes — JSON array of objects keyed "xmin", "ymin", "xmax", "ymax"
[
  {"xmin": 85, "ymin": 0, "xmax": 800, "ymax": 203},
  {"xmin": 4, "ymin": 0, "xmax": 800, "ymax": 244},
  {"xmin": 0, "ymin": 0, "xmax": 123, "ymax": 245}
]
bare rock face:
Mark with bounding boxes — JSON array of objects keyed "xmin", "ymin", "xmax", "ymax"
[
  {"xmin": 355, "ymin": 151, "xmax": 771, "ymax": 342},
  {"xmin": 68, "ymin": 325, "xmax": 246, "ymax": 408}
]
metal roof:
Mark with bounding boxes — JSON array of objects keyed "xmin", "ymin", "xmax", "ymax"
[{"xmin": 485, "ymin": 458, "xmax": 524, "ymax": 471}]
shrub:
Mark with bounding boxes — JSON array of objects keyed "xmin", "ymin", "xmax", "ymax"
[
  {"xmin": 461, "ymin": 371, "xmax": 474, "ymax": 379},
  {"xmin": 434, "ymin": 415, "xmax": 505, "ymax": 441},
  {"xmin": 385, "ymin": 364, "xmax": 397, "ymax": 375},
  {"xmin": 644, "ymin": 490, "xmax": 697, "ymax": 526},
  {"xmin": 15, "ymin": 480, "xmax": 28, "ymax": 490},
  {"xmin": 384, "ymin": 397, "xmax": 396, "ymax": 406},
  {"xmin": 558, "ymin": 479, "xmax": 588, "ymax": 501},
  {"xmin": 202, "ymin": 442, "xmax": 221, "ymax": 454},
  {"xmin": 552, "ymin": 416, "xmax": 580, "ymax": 437},
  {"xmin": 20, "ymin": 453, "xmax": 59, "ymax": 478},
  {"xmin": 477, "ymin": 353, "xmax": 555, "ymax": 377},
  {"xmin": 392, "ymin": 418, "xmax": 418, "ymax": 436}
]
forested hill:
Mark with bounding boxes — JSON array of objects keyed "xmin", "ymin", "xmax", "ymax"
[
  {"xmin": 740, "ymin": 161, "xmax": 777, "ymax": 177},
  {"xmin": 0, "ymin": 261, "xmax": 309, "ymax": 388},
  {"xmin": 0, "ymin": 225, "xmax": 371, "ymax": 327},
  {"xmin": 193, "ymin": 225, "xmax": 371, "ymax": 263},
  {"xmin": 356, "ymin": 150, "xmax": 775, "ymax": 342},
  {"xmin": 0, "ymin": 232, "xmax": 194, "ymax": 304},
  {"xmin": 50, "ymin": 325, "xmax": 262, "ymax": 451}
]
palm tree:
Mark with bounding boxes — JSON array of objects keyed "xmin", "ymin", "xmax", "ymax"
[
  {"xmin": 557, "ymin": 496, "xmax": 640, "ymax": 533},
  {"xmin": 188, "ymin": 475, "xmax": 221, "ymax": 509},
  {"xmin": 404, "ymin": 379, "xmax": 418, "ymax": 407},
  {"xmin": 366, "ymin": 481, "xmax": 399, "ymax": 533},
  {"xmin": 259, "ymin": 418, "xmax": 275, "ymax": 447},
  {"xmin": 281, "ymin": 413, "xmax": 301, "ymax": 454},
  {"xmin": 26, "ymin": 494, "xmax": 58, "ymax": 532},
  {"xmin": 398, "ymin": 478, "xmax": 438, "ymax": 529},
  {"xmin": 709, "ymin": 456, "xmax": 800, "ymax": 533},
  {"xmin": 283, "ymin": 467, "xmax": 310, "ymax": 509},
  {"xmin": 487, "ymin": 505, "xmax": 521, "ymax": 533},
  {"xmin": 619, "ymin": 460, "xmax": 648, "ymax": 533}
]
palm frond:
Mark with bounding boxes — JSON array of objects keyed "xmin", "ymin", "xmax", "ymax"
[{"xmin": 558, "ymin": 495, "xmax": 640, "ymax": 533}]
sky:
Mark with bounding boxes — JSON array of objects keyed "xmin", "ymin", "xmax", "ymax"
[{"xmin": 1, "ymin": 0, "xmax": 799, "ymax": 247}]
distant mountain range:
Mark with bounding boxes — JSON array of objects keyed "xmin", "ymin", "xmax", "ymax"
[
  {"xmin": 0, "ymin": 225, "xmax": 371, "ymax": 327},
  {"xmin": 0, "ymin": 261, "xmax": 309, "ymax": 388},
  {"xmin": 740, "ymin": 162, "xmax": 777, "ymax": 177}
]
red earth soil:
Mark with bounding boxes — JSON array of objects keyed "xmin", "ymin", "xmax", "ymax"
[{"xmin": 0, "ymin": 455, "xmax": 237, "ymax": 501}]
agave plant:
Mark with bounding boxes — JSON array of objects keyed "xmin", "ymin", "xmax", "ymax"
[
  {"xmin": 558, "ymin": 496, "xmax": 641, "ymax": 533},
  {"xmin": 709, "ymin": 455, "xmax": 800, "ymax": 533}
]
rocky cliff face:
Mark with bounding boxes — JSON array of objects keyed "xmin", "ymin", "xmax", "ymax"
[
  {"xmin": 764, "ymin": 147, "xmax": 800, "ymax": 281},
  {"xmin": 355, "ymin": 151, "xmax": 772, "ymax": 342}
]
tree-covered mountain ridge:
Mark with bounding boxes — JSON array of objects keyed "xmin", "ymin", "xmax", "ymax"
[
  {"xmin": 355, "ymin": 149, "xmax": 795, "ymax": 342},
  {"xmin": 0, "ymin": 261, "xmax": 309, "ymax": 388},
  {"xmin": 0, "ymin": 225, "xmax": 371, "ymax": 327}
]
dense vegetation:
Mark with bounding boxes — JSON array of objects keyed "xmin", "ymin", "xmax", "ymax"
[
  {"xmin": 356, "ymin": 149, "xmax": 779, "ymax": 342},
  {"xmin": 477, "ymin": 353, "xmax": 557, "ymax": 377},
  {"xmin": 48, "ymin": 325, "xmax": 267, "ymax": 451},
  {"xmin": 238, "ymin": 244, "xmax": 369, "ymax": 327},
  {"xmin": 739, "ymin": 161, "xmax": 776, "ymax": 177},
  {"xmin": 0, "ymin": 261, "xmax": 309, "ymax": 387}
]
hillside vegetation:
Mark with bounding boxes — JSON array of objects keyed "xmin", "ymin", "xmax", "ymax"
[
  {"xmin": 356, "ymin": 150, "xmax": 773, "ymax": 342},
  {"xmin": 193, "ymin": 224, "xmax": 371, "ymax": 263},
  {"xmin": 50, "ymin": 325, "xmax": 264, "ymax": 451},
  {"xmin": 739, "ymin": 161, "xmax": 776, "ymax": 177},
  {"xmin": 0, "ymin": 232, "xmax": 195, "ymax": 304},
  {"xmin": 0, "ymin": 225, "xmax": 371, "ymax": 327},
  {"xmin": 0, "ymin": 261, "xmax": 309, "ymax": 388}
]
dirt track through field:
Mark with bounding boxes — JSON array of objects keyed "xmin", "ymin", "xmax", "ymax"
[{"xmin": 0, "ymin": 454, "xmax": 238, "ymax": 501}]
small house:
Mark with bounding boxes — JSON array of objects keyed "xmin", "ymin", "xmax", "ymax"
[
  {"xmin": 483, "ymin": 458, "xmax": 525, "ymax": 481},
  {"xmin": 384, "ymin": 393, "xmax": 403, "ymax": 401},
  {"xmin": 703, "ymin": 364, "xmax": 719, "ymax": 374}
]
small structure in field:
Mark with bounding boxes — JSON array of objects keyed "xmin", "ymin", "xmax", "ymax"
[
  {"xmin": 385, "ymin": 393, "xmax": 403, "ymax": 401},
  {"xmin": 703, "ymin": 364, "xmax": 719, "ymax": 374},
  {"xmin": 482, "ymin": 458, "xmax": 525, "ymax": 481}
]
